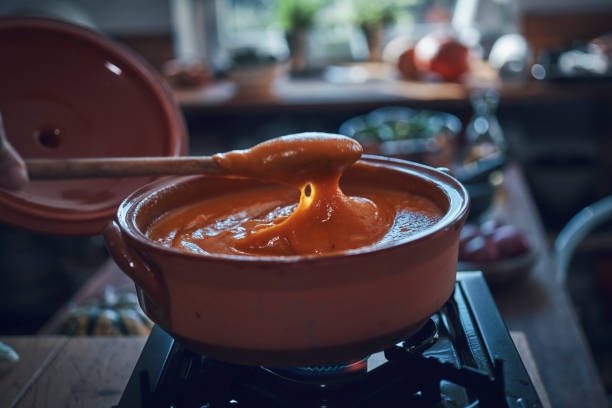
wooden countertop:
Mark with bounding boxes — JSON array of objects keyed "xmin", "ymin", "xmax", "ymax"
[
  {"xmin": 0, "ymin": 332, "xmax": 550, "ymax": 408},
  {"xmin": 490, "ymin": 165, "xmax": 608, "ymax": 407},
  {"xmin": 26, "ymin": 164, "xmax": 610, "ymax": 408},
  {"xmin": 0, "ymin": 336, "xmax": 146, "ymax": 408},
  {"xmin": 174, "ymin": 62, "xmax": 612, "ymax": 112}
]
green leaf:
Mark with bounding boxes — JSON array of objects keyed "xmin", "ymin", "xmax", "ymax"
[{"xmin": 277, "ymin": 0, "xmax": 323, "ymax": 32}]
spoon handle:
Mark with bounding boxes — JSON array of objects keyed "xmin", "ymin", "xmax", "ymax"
[{"xmin": 25, "ymin": 156, "xmax": 225, "ymax": 179}]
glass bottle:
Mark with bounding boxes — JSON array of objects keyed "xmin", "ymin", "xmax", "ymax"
[{"xmin": 463, "ymin": 88, "xmax": 506, "ymax": 164}]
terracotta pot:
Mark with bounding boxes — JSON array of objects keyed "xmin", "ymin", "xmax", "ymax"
[
  {"xmin": 103, "ymin": 156, "xmax": 469, "ymax": 366},
  {"xmin": 228, "ymin": 63, "xmax": 288, "ymax": 99}
]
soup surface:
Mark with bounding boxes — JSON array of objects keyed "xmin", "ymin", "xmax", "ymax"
[{"xmin": 147, "ymin": 133, "xmax": 443, "ymax": 256}]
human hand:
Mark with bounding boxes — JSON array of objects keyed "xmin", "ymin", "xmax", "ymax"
[{"xmin": 0, "ymin": 113, "xmax": 28, "ymax": 191}]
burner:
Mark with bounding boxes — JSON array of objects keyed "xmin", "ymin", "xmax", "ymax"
[
  {"xmin": 266, "ymin": 318, "xmax": 440, "ymax": 385},
  {"xmin": 264, "ymin": 357, "xmax": 369, "ymax": 384},
  {"xmin": 115, "ymin": 272, "xmax": 543, "ymax": 408}
]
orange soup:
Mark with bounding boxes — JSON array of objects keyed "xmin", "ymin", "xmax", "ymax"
[{"xmin": 146, "ymin": 134, "xmax": 443, "ymax": 256}]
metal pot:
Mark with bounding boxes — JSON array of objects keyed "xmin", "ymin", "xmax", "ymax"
[{"xmin": 104, "ymin": 156, "xmax": 469, "ymax": 366}]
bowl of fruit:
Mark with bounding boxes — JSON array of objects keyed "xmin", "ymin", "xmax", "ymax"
[{"xmin": 458, "ymin": 220, "xmax": 537, "ymax": 285}]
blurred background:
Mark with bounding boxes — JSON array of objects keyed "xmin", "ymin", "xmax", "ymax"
[{"xmin": 0, "ymin": 0, "xmax": 611, "ymax": 397}]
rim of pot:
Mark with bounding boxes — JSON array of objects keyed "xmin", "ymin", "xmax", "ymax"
[{"xmin": 116, "ymin": 155, "xmax": 470, "ymax": 264}]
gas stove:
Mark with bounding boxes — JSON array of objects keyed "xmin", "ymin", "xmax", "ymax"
[{"xmin": 115, "ymin": 272, "xmax": 542, "ymax": 407}]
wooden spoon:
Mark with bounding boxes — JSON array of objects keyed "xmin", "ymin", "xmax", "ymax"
[
  {"xmin": 24, "ymin": 133, "xmax": 362, "ymax": 181},
  {"xmin": 25, "ymin": 156, "xmax": 226, "ymax": 179}
]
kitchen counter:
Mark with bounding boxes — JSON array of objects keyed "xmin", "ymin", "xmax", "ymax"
[
  {"xmin": 12, "ymin": 164, "xmax": 609, "ymax": 408},
  {"xmin": 490, "ymin": 165, "xmax": 608, "ymax": 407},
  {"xmin": 0, "ymin": 336, "xmax": 146, "ymax": 408}
]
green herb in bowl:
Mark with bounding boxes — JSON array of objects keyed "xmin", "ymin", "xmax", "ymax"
[{"xmin": 339, "ymin": 107, "xmax": 462, "ymax": 166}]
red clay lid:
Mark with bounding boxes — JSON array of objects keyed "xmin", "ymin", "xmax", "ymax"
[{"xmin": 0, "ymin": 17, "xmax": 188, "ymax": 235}]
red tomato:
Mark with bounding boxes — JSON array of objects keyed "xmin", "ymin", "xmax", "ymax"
[
  {"xmin": 414, "ymin": 33, "xmax": 470, "ymax": 81},
  {"xmin": 397, "ymin": 48, "xmax": 419, "ymax": 79}
]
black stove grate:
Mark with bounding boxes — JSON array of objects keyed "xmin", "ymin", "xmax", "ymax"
[{"xmin": 115, "ymin": 272, "xmax": 543, "ymax": 408}]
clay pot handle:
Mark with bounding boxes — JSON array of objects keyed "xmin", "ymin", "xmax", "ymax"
[{"xmin": 103, "ymin": 220, "xmax": 168, "ymax": 311}]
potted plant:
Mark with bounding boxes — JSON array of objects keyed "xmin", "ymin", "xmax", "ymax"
[
  {"xmin": 353, "ymin": 0, "xmax": 398, "ymax": 61},
  {"xmin": 277, "ymin": 0, "xmax": 321, "ymax": 71},
  {"xmin": 227, "ymin": 47, "xmax": 282, "ymax": 98}
]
